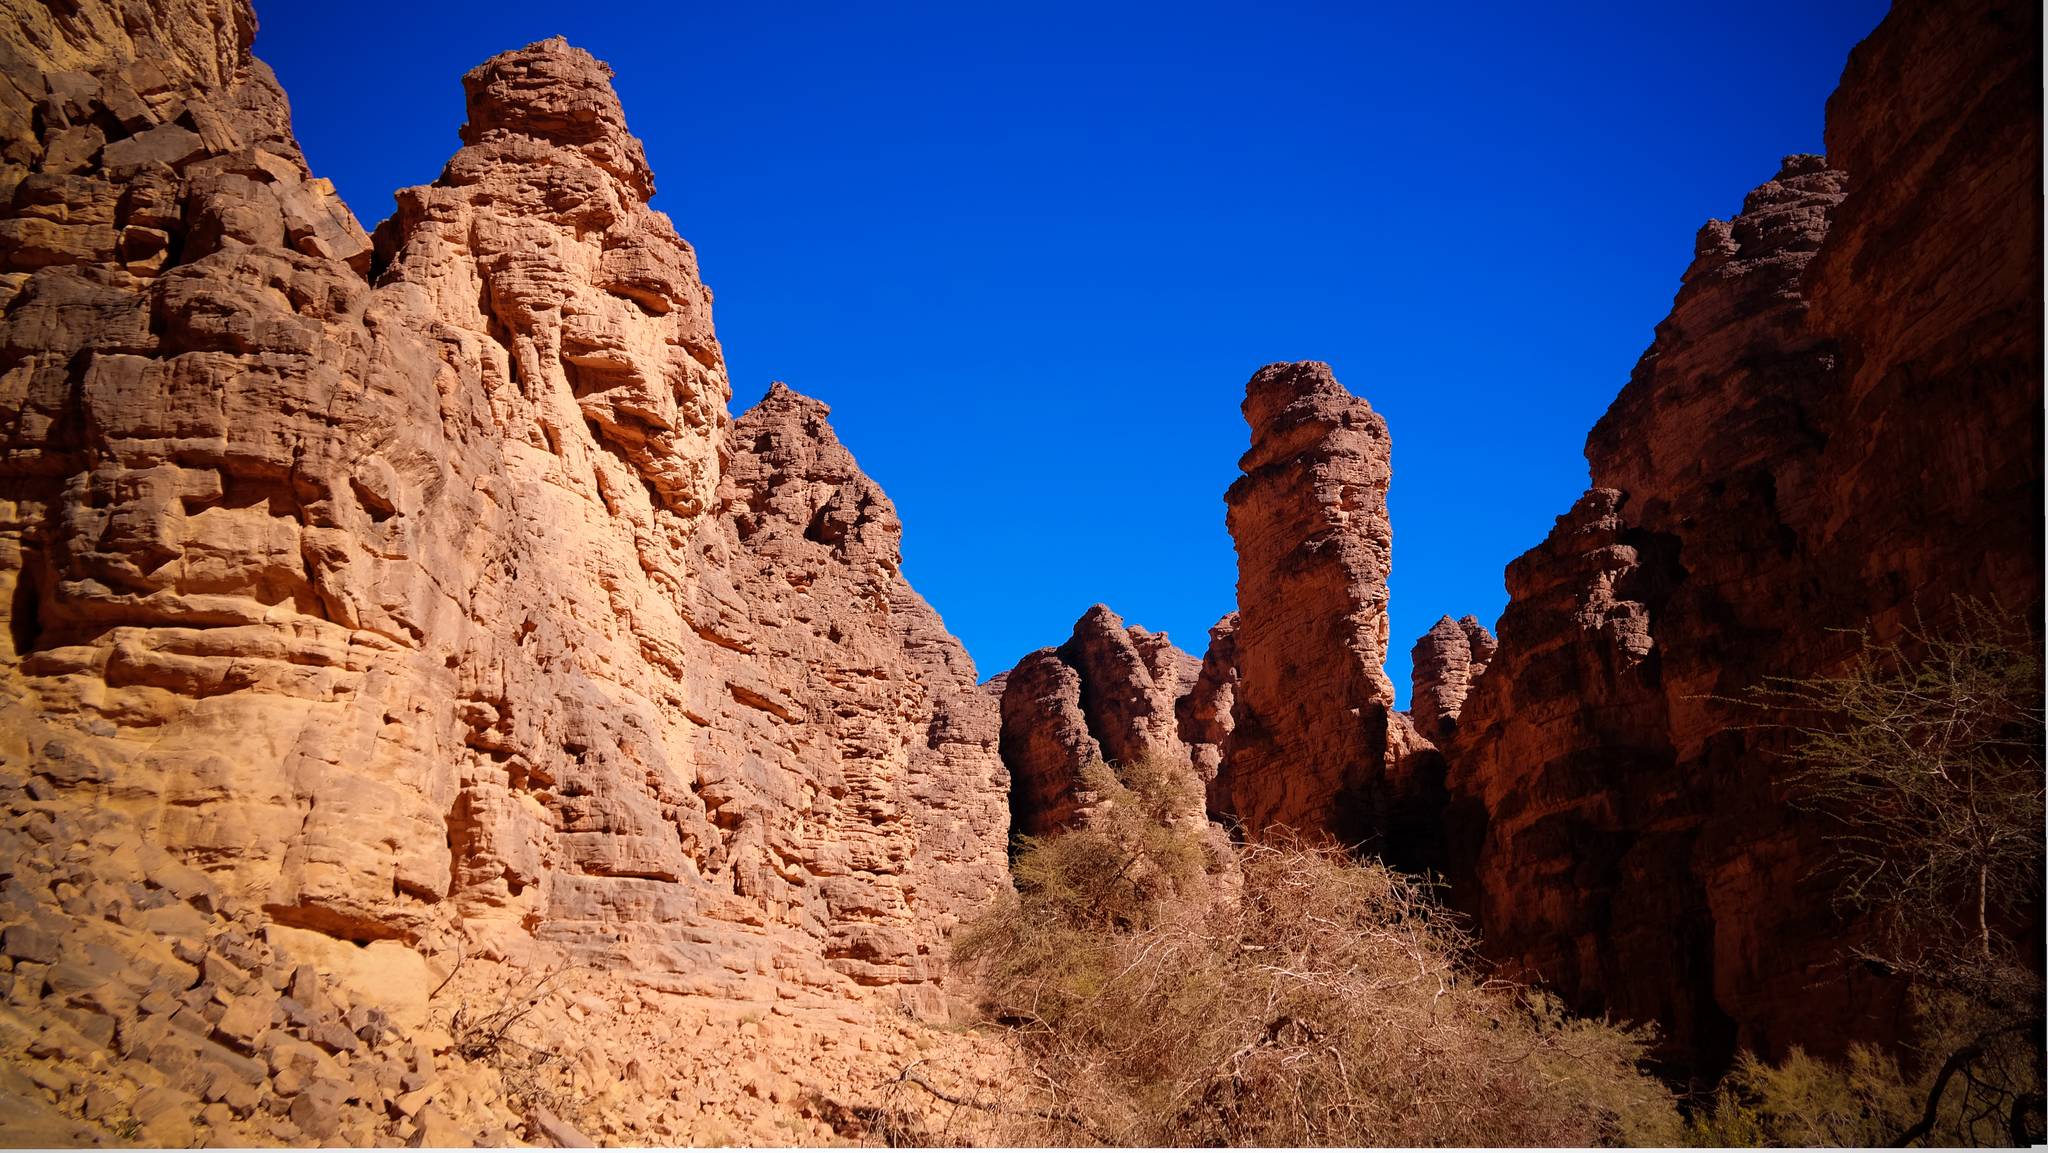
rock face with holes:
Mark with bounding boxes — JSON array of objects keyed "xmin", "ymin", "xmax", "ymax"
[
  {"xmin": 1443, "ymin": 0, "xmax": 2042, "ymax": 1072},
  {"xmin": 0, "ymin": 0, "xmax": 1008, "ymax": 1041},
  {"xmin": 997, "ymin": 604, "xmax": 1200, "ymax": 836}
]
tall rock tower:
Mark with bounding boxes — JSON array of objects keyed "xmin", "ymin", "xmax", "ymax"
[{"xmin": 1215, "ymin": 361, "xmax": 1435, "ymax": 855}]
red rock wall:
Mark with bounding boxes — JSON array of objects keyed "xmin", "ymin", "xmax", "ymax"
[
  {"xmin": 0, "ymin": 5, "xmax": 1010, "ymax": 1011},
  {"xmin": 1176, "ymin": 611, "xmax": 1238, "ymax": 812},
  {"xmin": 1409, "ymin": 614, "xmax": 1494, "ymax": 747},
  {"xmin": 1446, "ymin": 0, "xmax": 2042, "ymax": 1069}
]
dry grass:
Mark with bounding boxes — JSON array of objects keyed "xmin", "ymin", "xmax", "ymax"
[{"xmin": 954, "ymin": 756, "xmax": 1683, "ymax": 1147}]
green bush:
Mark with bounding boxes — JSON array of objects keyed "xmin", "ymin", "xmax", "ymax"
[
  {"xmin": 954, "ymin": 755, "xmax": 1683, "ymax": 1147},
  {"xmin": 1685, "ymin": 1044, "xmax": 1917, "ymax": 1147}
]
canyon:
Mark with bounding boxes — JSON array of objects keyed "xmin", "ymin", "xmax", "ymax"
[
  {"xmin": 988, "ymin": 0, "xmax": 2042, "ymax": 1079},
  {"xmin": 0, "ymin": 0, "xmax": 2039, "ymax": 1144}
]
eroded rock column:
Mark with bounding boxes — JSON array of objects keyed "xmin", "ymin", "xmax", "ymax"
[{"xmin": 1215, "ymin": 361, "xmax": 1407, "ymax": 843}]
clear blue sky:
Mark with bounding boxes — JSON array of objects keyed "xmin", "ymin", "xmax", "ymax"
[{"xmin": 258, "ymin": 0, "xmax": 1888, "ymax": 705}]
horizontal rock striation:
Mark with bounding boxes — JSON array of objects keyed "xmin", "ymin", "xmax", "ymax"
[
  {"xmin": 1444, "ymin": 0, "xmax": 2042, "ymax": 1070},
  {"xmin": 0, "ymin": 0, "xmax": 1009, "ymax": 1037}
]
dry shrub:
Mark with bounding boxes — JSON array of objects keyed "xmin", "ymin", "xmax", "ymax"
[
  {"xmin": 954, "ymin": 756, "xmax": 1682, "ymax": 1147},
  {"xmin": 1685, "ymin": 1043, "xmax": 1917, "ymax": 1146},
  {"xmin": 1721, "ymin": 600, "xmax": 2045, "ymax": 1147},
  {"xmin": 1688, "ymin": 988, "xmax": 2044, "ymax": 1148},
  {"xmin": 446, "ymin": 965, "xmax": 583, "ymax": 1132}
]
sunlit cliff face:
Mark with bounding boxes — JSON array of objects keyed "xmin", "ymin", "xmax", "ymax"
[{"xmin": 389, "ymin": 36, "xmax": 732, "ymax": 523}]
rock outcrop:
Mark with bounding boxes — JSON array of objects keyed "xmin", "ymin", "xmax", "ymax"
[
  {"xmin": 1175, "ymin": 612, "xmax": 1238, "ymax": 811},
  {"xmin": 1214, "ymin": 361, "xmax": 1424, "ymax": 849},
  {"xmin": 1409, "ymin": 615, "xmax": 1494, "ymax": 747},
  {"xmin": 0, "ymin": 2, "xmax": 1014, "ymax": 1142},
  {"xmin": 1444, "ymin": 0, "xmax": 2042, "ymax": 1070},
  {"xmin": 997, "ymin": 604, "xmax": 1199, "ymax": 835}
]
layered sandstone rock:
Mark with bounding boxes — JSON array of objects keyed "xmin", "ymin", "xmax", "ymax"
[
  {"xmin": 997, "ymin": 604, "xmax": 1199, "ymax": 835},
  {"xmin": 0, "ymin": 7, "xmax": 1013, "ymax": 1141},
  {"xmin": 1215, "ymin": 361, "xmax": 1417, "ymax": 846},
  {"xmin": 1409, "ymin": 615, "xmax": 1494, "ymax": 747},
  {"xmin": 1446, "ymin": 0, "xmax": 2042, "ymax": 1069}
]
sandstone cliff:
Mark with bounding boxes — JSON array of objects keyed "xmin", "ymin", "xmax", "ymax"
[
  {"xmin": 0, "ymin": 2, "xmax": 1012, "ymax": 1142},
  {"xmin": 1444, "ymin": 0, "xmax": 2042, "ymax": 1069}
]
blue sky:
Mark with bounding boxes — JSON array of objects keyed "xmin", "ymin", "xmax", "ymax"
[{"xmin": 258, "ymin": 0, "xmax": 1889, "ymax": 704}]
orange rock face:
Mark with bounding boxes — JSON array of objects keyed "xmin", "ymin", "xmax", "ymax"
[
  {"xmin": 1444, "ymin": 0, "xmax": 2042, "ymax": 1069},
  {"xmin": 1176, "ymin": 611, "xmax": 1238, "ymax": 811},
  {"xmin": 0, "ymin": 5, "xmax": 1007, "ymax": 1017}
]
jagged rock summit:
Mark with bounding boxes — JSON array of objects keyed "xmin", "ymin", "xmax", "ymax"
[
  {"xmin": 1214, "ymin": 360, "xmax": 1437, "ymax": 853},
  {"xmin": 0, "ymin": 7, "xmax": 1013, "ymax": 1144},
  {"xmin": 996, "ymin": 604, "xmax": 1210, "ymax": 835},
  {"xmin": 1409, "ymin": 615, "xmax": 1494, "ymax": 747}
]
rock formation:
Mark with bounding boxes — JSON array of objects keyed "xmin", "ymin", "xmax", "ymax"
[
  {"xmin": 1409, "ymin": 615, "xmax": 1494, "ymax": 747},
  {"xmin": 2, "ymin": 0, "xmax": 2039, "ymax": 1137},
  {"xmin": 997, "ymin": 604, "xmax": 1200, "ymax": 835},
  {"xmin": 0, "ymin": 2, "xmax": 1013, "ymax": 1142},
  {"xmin": 1175, "ymin": 612, "xmax": 1238, "ymax": 811},
  {"xmin": 1444, "ymin": 0, "xmax": 2042, "ymax": 1070},
  {"xmin": 1214, "ymin": 361, "xmax": 1433, "ymax": 853}
]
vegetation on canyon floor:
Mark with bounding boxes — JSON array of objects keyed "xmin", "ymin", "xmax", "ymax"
[
  {"xmin": 1696, "ymin": 600, "xmax": 2045, "ymax": 1147},
  {"xmin": 952, "ymin": 756, "xmax": 1683, "ymax": 1147},
  {"xmin": 952, "ymin": 601, "xmax": 2043, "ymax": 1148}
]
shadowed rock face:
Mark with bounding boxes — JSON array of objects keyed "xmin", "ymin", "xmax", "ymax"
[
  {"xmin": 998, "ymin": 604, "xmax": 1199, "ymax": 836},
  {"xmin": 0, "ymin": 9, "xmax": 1008, "ymax": 1008},
  {"xmin": 1446, "ymin": 0, "xmax": 2042, "ymax": 1070},
  {"xmin": 1215, "ymin": 361, "xmax": 1416, "ymax": 846}
]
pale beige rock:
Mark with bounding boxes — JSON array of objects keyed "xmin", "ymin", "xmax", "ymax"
[
  {"xmin": 0, "ymin": 1, "xmax": 1017, "ymax": 1143},
  {"xmin": 1, "ymin": 0, "xmax": 1005, "ymax": 1000}
]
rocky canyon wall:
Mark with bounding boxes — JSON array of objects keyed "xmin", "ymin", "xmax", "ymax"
[
  {"xmin": 1444, "ymin": 0, "xmax": 2041, "ymax": 1070},
  {"xmin": 2, "ymin": 0, "xmax": 2039, "ymax": 1138},
  {"xmin": 0, "ymin": 0, "xmax": 1009, "ymax": 1039},
  {"xmin": 983, "ymin": 0, "xmax": 2040, "ymax": 1078}
]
